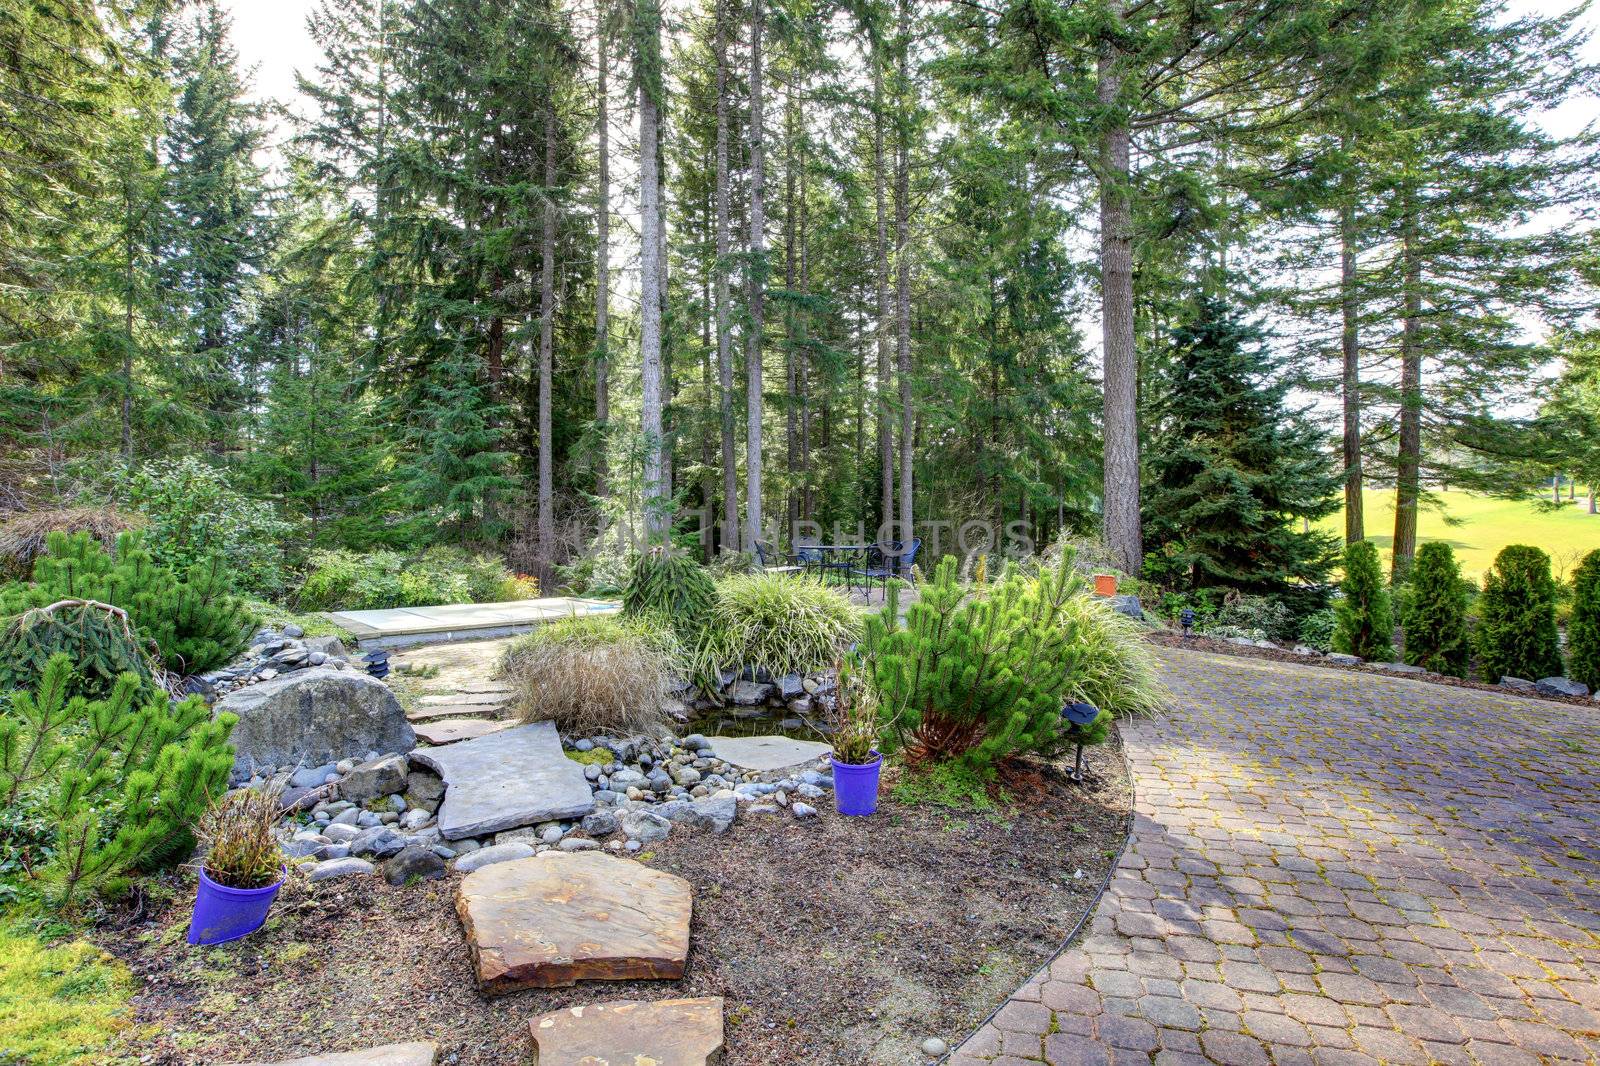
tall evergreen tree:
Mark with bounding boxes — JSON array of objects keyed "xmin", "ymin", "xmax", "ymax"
[{"xmin": 1144, "ymin": 296, "xmax": 1340, "ymax": 592}]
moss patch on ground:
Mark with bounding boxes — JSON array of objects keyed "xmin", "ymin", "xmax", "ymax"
[{"xmin": 0, "ymin": 924, "xmax": 133, "ymax": 1065}]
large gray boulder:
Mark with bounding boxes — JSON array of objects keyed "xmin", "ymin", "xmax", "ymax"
[{"xmin": 216, "ymin": 667, "xmax": 414, "ymax": 782}]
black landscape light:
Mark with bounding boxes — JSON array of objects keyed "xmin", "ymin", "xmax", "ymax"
[
  {"xmin": 364, "ymin": 650, "xmax": 390, "ymax": 679},
  {"xmin": 1180, "ymin": 607, "xmax": 1195, "ymax": 638},
  {"xmin": 1059, "ymin": 700, "xmax": 1100, "ymax": 783}
]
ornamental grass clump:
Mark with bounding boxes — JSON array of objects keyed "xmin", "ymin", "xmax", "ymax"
[
  {"xmin": 1399, "ymin": 542, "xmax": 1470, "ymax": 677},
  {"xmin": 827, "ymin": 661, "xmax": 879, "ymax": 766},
  {"xmin": 196, "ymin": 787, "xmax": 283, "ymax": 889},
  {"xmin": 1053, "ymin": 593, "xmax": 1167, "ymax": 717},
  {"xmin": 1476, "ymin": 544, "xmax": 1563, "ymax": 684},
  {"xmin": 497, "ymin": 616, "xmax": 685, "ymax": 736},
  {"xmin": 699, "ymin": 572, "xmax": 862, "ymax": 679}
]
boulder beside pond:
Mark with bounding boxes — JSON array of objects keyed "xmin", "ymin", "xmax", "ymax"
[{"xmin": 215, "ymin": 667, "xmax": 415, "ymax": 783}]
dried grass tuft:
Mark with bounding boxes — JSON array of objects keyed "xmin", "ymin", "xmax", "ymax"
[
  {"xmin": 0, "ymin": 507, "xmax": 145, "ymax": 578},
  {"xmin": 497, "ymin": 615, "xmax": 684, "ymax": 737}
]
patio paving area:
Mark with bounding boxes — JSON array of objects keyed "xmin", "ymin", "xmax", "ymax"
[
  {"xmin": 325, "ymin": 597, "xmax": 620, "ymax": 650},
  {"xmin": 955, "ymin": 646, "xmax": 1600, "ymax": 1066}
]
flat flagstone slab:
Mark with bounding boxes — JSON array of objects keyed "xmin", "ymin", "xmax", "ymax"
[
  {"xmin": 227, "ymin": 1042, "xmax": 437, "ymax": 1066},
  {"xmin": 417, "ymin": 692, "xmax": 509, "ymax": 707},
  {"xmin": 529, "ymin": 998, "xmax": 724, "ymax": 1066},
  {"xmin": 325, "ymin": 598, "xmax": 620, "ymax": 650},
  {"xmin": 412, "ymin": 717, "xmax": 512, "ymax": 746},
  {"xmin": 456, "ymin": 852, "xmax": 691, "ymax": 994},
  {"xmin": 410, "ymin": 721, "xmax": 593, "ymax": 839},
  {"xmin": 705, "ymin": 734, "xmax": 831, "ymax": 772},
  {"xmin": 405, "ymin": 702, "xmax": 506, "ymax": 722}
]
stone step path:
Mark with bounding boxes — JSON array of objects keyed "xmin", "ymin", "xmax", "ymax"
[
  {"xmin": 410, "ymin": 717, "xmax": 512, "ymax": 746},
  {"xmin": 410, "ymin": 721, "xmax": 594, "ymax": 839},
  {"xmin": 404, "ymin": 701, "xmax": 505, "ymax": 723},
  {"xmin": 529, "ymin": 998, "xmax": 725, "ymax": 1065},
  {"xmin": 456, "ymin": 851, "xmax": 693, "ymax": 995},
  {"xmin": 229, "ymin": 1041, "xmax": 437, "ymax": 1066}
]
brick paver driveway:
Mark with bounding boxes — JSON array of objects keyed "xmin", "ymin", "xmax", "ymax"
[{"xmin": 954, "ymin": 647, "xmax": 1600, "ymax": 1066}]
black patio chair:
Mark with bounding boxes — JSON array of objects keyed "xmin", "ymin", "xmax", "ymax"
[{"xmin": 753, "ymin": 539, "xmax": 805, "ymax": 576}]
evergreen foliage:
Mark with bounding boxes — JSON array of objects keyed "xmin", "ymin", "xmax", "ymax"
[
  {"xmin": 0, "ymin": 654, "xmax": 237, "ymax": 906},
  {"xmin": 1476, "ymin": 545, "xmax": 1563, "ymax": 684},
  {"xmin": 1, "ymin": 532, "xmax": 253, "ymax": 676},
  {"xmin": 0, "ymin": 602, "xmax": 155, "ymax": 701},
  {"xmin": 1399, "ymin": 542, "xmax": 1469, "ymax": 677},
  {"xmin": 622, "ymin": 548, "xmax": 716, "ymax": 633},
  {"xmin": 1143, "ymin": 296, "xmax": 1340, "ymax": 594},
  {"xmin": 862, "ymin": 554, "xmax": 1086, "ymax": 773},
  {"xmin": 1332, "ymin": 540, "xmax": 1393, "ymax": 660},
  {"xmin": 1567, "ymin": 549, "xmax": 1600, "ymax": 691}
]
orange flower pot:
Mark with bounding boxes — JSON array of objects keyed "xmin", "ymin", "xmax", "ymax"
[{"xmin": 1093, "ymin": 574, "xmax": 1119, "ymax": 597}]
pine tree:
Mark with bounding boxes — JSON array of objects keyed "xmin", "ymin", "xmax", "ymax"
[
  {"xmin": 1144, "ymin": 296, "xmax": 1340, "ymax": 593},
  {"xmin": 1399, "ymin": 541, "xmax": 1468, "ymax": 677},
  {"xmin": 1567, "ymin": 549, "xmax": 1600, "ymax": 691},
  {"xmin": 1476, "ymin": 545, "xmax": 1563, "ymax": 684},
  {"xmin": 1332, "ymin": 539, "xmax": 1393, "ymax": 661},
  {"xmin": 0, "ymin": 654, "xmax": 237, "ymax": 906},
  {"xmin": 862, "ymin": 554, "xmax": 1085, "ymax": 772}
]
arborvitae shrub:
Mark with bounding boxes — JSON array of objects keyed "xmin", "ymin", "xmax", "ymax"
[
  {"xmin": 1568, "ymin": 549, "xmax": 1600, "ymax": 690},
  {"xmin": 1400, "ymin": 542, "xmax": 1470, "ymax": 677},
  {"xmin": 1332, "ymin": 540, "xmax": 1393, "ymax": 660},
  {"xmin": 1477, "ymin": 545, "xmax": 1564, "ymax": 683}
]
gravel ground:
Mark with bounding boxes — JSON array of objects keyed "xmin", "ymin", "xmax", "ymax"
[{"xmin": 97, "ymin": 739, "xmax": 1131, "ymax": 1066}]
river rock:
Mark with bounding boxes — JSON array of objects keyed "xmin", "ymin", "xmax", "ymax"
[
  {"xmin": 340, "ymin": 754, "xmax": 409, "ymax": 803},
  {"xmin": 382, "ymin": 846, "xmax": 447, "ymax": 885},
  {"xmin": 216, "ymin": 668, "xmax": 414, "ymax": 783},
  {"xmin": 1536, "ymin": 676, "xmax": 1589, "ymax": 697},
  {"xmin": 453, "ymin": 843, "xmax": 536, "ymax": 873}
]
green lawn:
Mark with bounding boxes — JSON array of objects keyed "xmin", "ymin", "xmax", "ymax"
[{"xmin": 1318, "ymin": 488, "xmax": 1600, "ymax": 581}]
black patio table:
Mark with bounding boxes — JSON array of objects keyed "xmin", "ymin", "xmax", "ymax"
[{"xmin": 802, "ymin": 543, "xmax": 870, "ymax": 591}]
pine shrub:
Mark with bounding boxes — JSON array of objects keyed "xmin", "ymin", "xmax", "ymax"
[
  {"xmin": 2, "ymin": 532, "xmax": 253, "ymax": 676},
  {"xmin": 1476, "ymin": 545, "xmax": 1563, "ymax": 683},
  {"xmin": 1332, "ymin": 540, "xmax": 1393, "ymax": 660},
  {"xmin": 1399, "ymin": 543, "xmax": 1470, "ymax": 676},
  {"xmin": 1568, "ymin": 549, "xmax": 1600, "ymax": 690},
  {"xmin": 0, "ymin": 654, "xmax": 237, "ymax": 906},
  {"xmin": 622, "ymin": 547, "xmax": 716, "ymax": 634},
  {"xmin": 862, "ymin": 554, "xmax": 1085, "ymax": 773}
]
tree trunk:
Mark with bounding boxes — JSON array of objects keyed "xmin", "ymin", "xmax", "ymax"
[
  {"xmin": 1339, "ymin": 198, "xmax": 1364, "ymax": 544},
  {"xmin": 1391, "ymin": 209, "xmax": 1423, "ymax": 582},
  {"xmin": 1098, "ymin": 4, "xmax": 1140, "ymax": 575},
  {"xmin": 873, "ymin": 56, "xmax": 894, "ymax": 536},
  {"xmin": 784, "ymin": 85, "xmax": 799, "ymax": 543},
  {"xmin": 639, "ymin": 0, "xmax": 666, "ymax": 539},
  {"xmin": 744, "ymin": 0, "xmax": 767, "ymax": 545},
  {"xmin": 594, "ymin": 16, "xmax": 610, "ymax": 518},
  {"xmin": 713, "ymin": 0, "xmax": 738, "ymax": 551},
  {"xmin": 1589, "ymin": 486, "xmax": 1596, "ymax": 515},
  {"xmin": 894, "ymin": 0, "xmax": 913, "ymax": 548},
  {"xmin": 537, "ymin": 100, "xmax": 558, "ymax": 583}
]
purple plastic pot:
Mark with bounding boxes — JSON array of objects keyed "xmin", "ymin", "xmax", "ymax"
[
  {"xmin": 830, "ymin": 751, "xmax": 883, "ymax": 816},
  {"xmin": 187, "ymin": 865, "xmax": 286, "ymax": 946}
]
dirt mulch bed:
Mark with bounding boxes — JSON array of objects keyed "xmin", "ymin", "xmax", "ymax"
[
  {"xmin": 97, "ymin": 739, "xmax": 1131, "ymax": 1066},
  {"xmin": 1145, "ymin": 629, "xmax": 1599, "ymax": 709}
]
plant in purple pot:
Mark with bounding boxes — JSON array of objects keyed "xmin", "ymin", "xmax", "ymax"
[
  {"xmin": 188, "ymin": 786, "xmax": 286, "ymax": 946},
  {"xmin": 827, "ymin": 660, "xmax": 883, "ymax": 816}
]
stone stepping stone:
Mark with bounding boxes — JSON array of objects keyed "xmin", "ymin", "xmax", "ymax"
[
  {"xmin": 417, "ymin": 692, "xmax": 508, "ymax": 707},
  {"xmin": 529, "ymin": 998, "xmax": 724, "ymax": 1065},
  {"xmin": 410, "ymin": 721, "xmax": 593, "ymax": 840},
  {"xmin": 705, "ymin": 734, "xmax": 832, "ymax": 773},
  {"xmin": 454, "ymin": 681, "xmax": 515, "ymax": 695},
  {"xmin": 456, "ymin": 852, "xmax": 691, "ymax": 994},
  {"xmin": 412, "ymin": 718, "xmax": 512, "ymax": 746},
  {"xmin": 406, "ymin": 703, "xmax": 506, "ymax": 723},
  {"xmin": 227, "ymin": 1042, "xmax": 437, "ymax": 1066}
]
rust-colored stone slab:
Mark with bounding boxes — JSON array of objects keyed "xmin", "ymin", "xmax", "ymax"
[
  {"xmin": 228, "ymin": 1041, "xmax": 437, "ymax": 1066},
  {"xmin": 413, "ymin": 718, "xmax": 511, "ymax": 746},
  {"xmin": 456, "ymin": 852, "xmax": 691, "ymax": 995},
  {"xmin": 529, "ymin": 998, "xmax": 724, "ymax": 1066}
]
